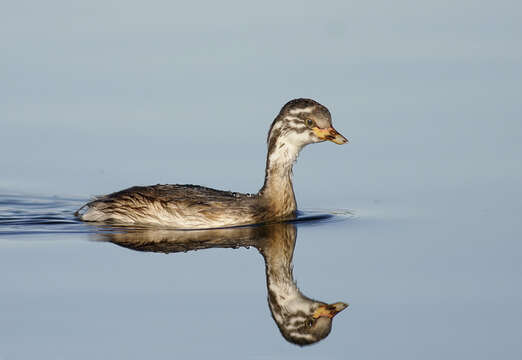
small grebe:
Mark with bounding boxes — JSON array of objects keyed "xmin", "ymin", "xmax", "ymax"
[{"xmin": 76, "ymin": 98, "xmax": 348, "ymax": 228}]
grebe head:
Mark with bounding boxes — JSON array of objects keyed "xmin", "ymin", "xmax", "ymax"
[
  {"xmin": 267, "ymin": 98, "xmax": 348, "ymax": 155},
  {"xmin": 269, "ymin": 294, "xmax": 348, "ymax": 346}
]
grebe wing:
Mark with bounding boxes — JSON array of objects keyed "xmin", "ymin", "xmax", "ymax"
[
  {"xmin": 75, "ymin": 184, "xmax": 261, "ymax": 227},
  {"xmin": 104, "ymin": 184, "xmax": 250, "ymax": 203}
]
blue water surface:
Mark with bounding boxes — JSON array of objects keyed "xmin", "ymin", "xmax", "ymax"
[{"xmin": 1, "ymin": 1, "xmax": 522, "ymax": 359}]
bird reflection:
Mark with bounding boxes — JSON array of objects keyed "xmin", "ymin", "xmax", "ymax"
[{"xmin": 95, "ymin": 222, "xmax": 348, "ymax": 346}]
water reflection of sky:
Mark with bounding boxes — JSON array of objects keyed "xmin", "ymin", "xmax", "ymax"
[{"xmin": 1, "ymin": 0, "xmax": 522, "ymax": 359}]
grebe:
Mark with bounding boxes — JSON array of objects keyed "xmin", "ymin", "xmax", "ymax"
[
  {"xmin": 99, "ymin": 222, "xmax": 348, "ymax": 346},
  {"xmin": 76, "ymin": 98, "xmax": 348, "ymax": 228}
]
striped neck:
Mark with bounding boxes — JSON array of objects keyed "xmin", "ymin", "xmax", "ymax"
[
  {"xmin": 260, "ymin": 224, "xmax": 303, "ymax": 322},
  {"xmin": 258, "ymin": 130, "xmax": 301, "ymax": 218}
]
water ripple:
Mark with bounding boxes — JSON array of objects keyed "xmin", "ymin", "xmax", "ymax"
[{"xmin": 0, "ymin": 193, "xmax": 354, "ymax": 236}]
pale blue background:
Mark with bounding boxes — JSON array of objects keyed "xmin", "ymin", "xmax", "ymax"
[{"xmin": 1, "ymin": 1, "xmax": 521, "ymax": 359}]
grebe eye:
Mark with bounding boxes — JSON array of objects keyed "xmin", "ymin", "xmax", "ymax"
[
  {"xmin": 306, "ymin": 119, "xmax": 314, "ymax": 127},
  {"xmin": 306, "ymin": 319, "xmax": 314, "ymax": 327}
]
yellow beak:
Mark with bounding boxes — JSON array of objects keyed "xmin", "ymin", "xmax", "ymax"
[
  {"xmin": 312, "ymin": 302, "xmax": 349, "ymax": 319},
  {"xmin": 312, "ymin": 127, "xmax": 348, "ymax": 144}
]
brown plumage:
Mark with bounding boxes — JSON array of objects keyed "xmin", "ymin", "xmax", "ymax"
[{"xmin": 76, "ymin": 98, "xmax": 348, "ymax": 228}]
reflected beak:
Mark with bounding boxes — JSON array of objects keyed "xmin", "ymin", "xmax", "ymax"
[
  {"xmin": 312, "ymin": 127, "xmax": 348, "ymax": 144},
  {"xmin": 312, "ymin": 302, "xmax": 349, "ymax": 319}
]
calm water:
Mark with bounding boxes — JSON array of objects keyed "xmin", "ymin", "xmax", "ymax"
[
  {"xmin": 1, "ymin": 189, "xmax": 521, "ymax": 359},
  {"xmin": 2, "ymin": 0, "xmax": 522, "ymax": 358}
]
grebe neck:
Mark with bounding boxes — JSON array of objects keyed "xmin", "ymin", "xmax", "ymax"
[
  {"xmin": 259, "ymin": 225, "xmax": 302, "ymax": 317},
  {"xmin": 259, "ymin": 139, "xmax": 301, "ymax": 218}
]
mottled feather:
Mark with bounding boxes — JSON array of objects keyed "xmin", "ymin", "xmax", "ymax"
[{"xmin": 76, "ymin": 98, "xmax": 346, "ymax": 229}]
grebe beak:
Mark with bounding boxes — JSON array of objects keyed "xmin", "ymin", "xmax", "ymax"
[
  {"xmin": 312, "ymin": 302, "xmax": 349, "ymax": 319},
  {"xmin": 312, "ymin": 127, "xmax": 348, "ymax": 144}
]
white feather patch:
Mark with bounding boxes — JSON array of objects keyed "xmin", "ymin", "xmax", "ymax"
[{"xmin": 289, "ymin": 107, "xmax": 314, "ymax": 115}]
